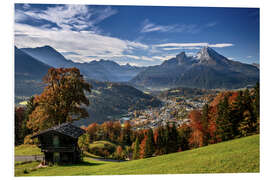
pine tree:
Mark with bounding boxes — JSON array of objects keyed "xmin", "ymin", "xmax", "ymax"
[
  {"xmin": 145, "ymin": 128, "xmax": 155, "ymax": 158},
  {"xmin": 253, "ymin": 82, "xmax": 260, "ymax": 133},
  {"xmin": 216, "ymin": 95, "xmax": 233, "ymax": 141},
  {"xmin": 167, "ymin": 123, "xmax": 179, "ymax": 153},
  {"xmin": 177, "ymin": 125, "xmax": 191, "ymax": 151},
  {"xmin": 230, "ymin": 91, "xmax": 244, "ymax": 137},
  {"xmin": 243, "ymin": 88, "xmax": 256, "ymax": 133}
]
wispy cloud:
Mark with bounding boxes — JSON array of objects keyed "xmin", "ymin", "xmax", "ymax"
[
  {"xmin": 22, "ymin": 3, "xmax": 31, "ymax": 10},
  {"xmin": 154, "ymin": 42, "xmax": 234, "ymax": 50},
  {"xmin": 15, "ymin": 4, "xmax": 117, "ymax": 31},
  {"xmin": 140, "ymin": 19, "xmax": 176, "ymax": 33},
  {"xmin": 140, "ymin": 19, "xmax": 217, "ymax": 34},
  {"xmin": 14, "ymin": 23, "xmax": 149, "ymax": 63},
  {"xmin": 14, "ymin": 5, "xmax": 235, "ymax": 67}
]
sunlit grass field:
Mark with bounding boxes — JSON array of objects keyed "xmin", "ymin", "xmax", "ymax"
[
  {"xmin": 15, "ymin": 134, "xmax": 259, "ymax": 176},
  {"xmin": 15, "ymin": 144, "xmax": 42, "ymax": 156}
]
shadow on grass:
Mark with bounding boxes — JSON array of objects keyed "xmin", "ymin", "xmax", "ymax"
[{"xmin": 56, "ymin": 160, "xmax": 104, "ymax": 167}]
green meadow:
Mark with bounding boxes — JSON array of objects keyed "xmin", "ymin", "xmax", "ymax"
[{"xmin": 15, "ymin": 134, "xmax": 259, "ymax": 176}]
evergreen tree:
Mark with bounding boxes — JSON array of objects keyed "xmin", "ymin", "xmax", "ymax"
[
  {"xmin": 216, "ymin": 95, "xmax": 233, "ymax": 141},
  {"xmin": 253, "ymin": 82, "xmax": 260, "ymax": 133},
  {"xmin": 164, "ymin": 124, "xmax": 170, "ymax": 153},
  {"xmin": 121, "ymin": 120, "xmax": 132, "ymax": 146},
  {"xmin": 243, "ymin": 88, "xmax": 256, "ymax": 133},
  {"xmin": 254, "ymin": 82, "xmax": 260, "ymax": 115},
  {"xmin": 145, "ymin": 128, "xmax": 155, "ymax": 158},
  {"xmin": 167, "ymin": 123, "xmax": 179, "ymax": 153},
  {"xmin": 230, "ymin": 91, "xmax": 244, "ymax": 137},
  {"xmin": 177, "ymin": 125, "xmax": 191, "ymax": 151}
]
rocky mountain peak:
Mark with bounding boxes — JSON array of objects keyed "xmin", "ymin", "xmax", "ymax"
[{"xmin": 196, "ymin": 46, "xmax": 227, "ymax": 65}]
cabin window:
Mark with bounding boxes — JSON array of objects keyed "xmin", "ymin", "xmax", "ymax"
[{"xmin": 53, "ymin": 135, "xmax": 59, "ymax": 147}]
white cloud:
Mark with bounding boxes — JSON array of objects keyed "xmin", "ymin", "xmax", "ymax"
[
  {"xmin": 14, "ymin": 23, "xmax": 149, "ymax": 63},
  {"xmin": 154, "ymin": 42, "xmax": 234, "ymax": 49},
  {"xmin": 22, "ymin": 4, "xmax": 31, "ymax": 10},
  {"xmin": 152, "ymin": 55, "xmax": 175, "ymax": 61},
  {"xmin": 140, "ymin": 19, "xmax": 217, "ymax": 34},
  {"xmin": 208, "ymin": 43, "xmax": 234, "ymax": 48},
  {"xmin": 15, "ymin": 5, "xmax": 117, "ymax": 31},
  {"xmin": 141, "ymin": 19, "xmax": 176, "ymax": 33},
  {"xmin": 154, "ymin": 43, "xmax": 208, "ymax": 48},
  {"xmin": 141, "ymin": 19, "xmax": 198, "ymax": 33}
]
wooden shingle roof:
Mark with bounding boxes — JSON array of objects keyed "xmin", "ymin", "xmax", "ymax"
[{"xmin": 31, "ymin": 122, "xmax": 86, "ymax": 139}]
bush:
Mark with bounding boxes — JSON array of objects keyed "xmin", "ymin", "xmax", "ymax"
[
  {"xmin": 23, "ymin": 134, "xmax": 38, "ymax": 145},
  {"xmin": 88, "ymin": 141, "xmax": 116, "ymax": 158}
]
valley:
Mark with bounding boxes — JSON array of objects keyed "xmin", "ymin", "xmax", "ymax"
[
  {"xmin": 13, "ymin": 4, "xmax": 261, "ymax": 176},
  {"xmin": 15, "ymin": 45, "xmax": 259, "ymax": 127}
]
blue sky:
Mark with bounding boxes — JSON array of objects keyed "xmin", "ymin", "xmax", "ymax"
[{"xmin": 14, "ymin": 4, "xmax": 259, "ymax": 66}]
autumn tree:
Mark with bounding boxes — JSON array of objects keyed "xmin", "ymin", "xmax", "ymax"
[
  {"xmin": 132, "ymin": 137, "xmax": 140, "ymax": 160},
  {"xmin": 112, "ymin": 121, "xmax": 122, "ymax": 142},
  {"xmin": 27, "ymin": 68, "xmax": 92, "ymax": 132},
  {"xmin": 86, "ymin": 123, "xmax": 99, "ymax": 142},
  {"xmin": 114, "ymin": 145, "xmax": 124, "ymax": 160},
  {"xmin": 188, "ymin": 110, "xmax": 203, "ymax": 148},
  {"xmin": 153, "ymin": 126, "xmax": 164, "ymax": 155},
  {"xmin": 140, "ymin": 129, "xmax": 155, "ymax": 158}
]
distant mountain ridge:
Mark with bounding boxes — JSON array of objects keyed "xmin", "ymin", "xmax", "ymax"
[
  {"xmin": 131, "ymin": 47, "xmax": 259, "ymax": 89},
  {"xmin": 20, "ymin": 46, "xmax": 146, "ymax": 82},
  {"xmin": 14, "ymin": 46, "xmax": 160, "ymax": 125},
  {"xmin": 15, "ymin": 46, "xmax": 51, "ymax": 80},
  {"xmin": 15, "ymin": 46, "xmax": 52, "ymax": 98}
]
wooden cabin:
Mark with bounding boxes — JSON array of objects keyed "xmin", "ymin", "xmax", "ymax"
[{"xmin": 31, "ymin": 123, "xmax": 85, "ymax": 164}]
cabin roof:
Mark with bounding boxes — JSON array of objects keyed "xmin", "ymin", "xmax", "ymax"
[{"xmin": 31, "ymin": 123, "xmax": 86, "ymax": 139}]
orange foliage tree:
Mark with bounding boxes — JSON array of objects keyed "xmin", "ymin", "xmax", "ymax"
[
  {"xmin": 188, "ymin": 110, "xmax": 203, "ymax": 148},
  {"xmin": 27, "ymin": 68, "xmax": 92, "ymax": 132}
]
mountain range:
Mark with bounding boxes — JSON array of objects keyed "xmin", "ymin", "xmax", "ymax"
[
  {"xmin": 15, "ymin": 46, "xmax": 51, "ymax": 80},
  {"xmin": 131, "ymin": 47, "xmax": 259, "ymax": 89},
  {"xmin": 20, "ymin": 46, "xmax": 145, "ymax": 82},
  {"xmin": 16, "ymin": 45, "xmax": 259, "ymax": 91},
  {"xmin": 14, "ymin": 46, "xmax": 161, "ymax": 125}
]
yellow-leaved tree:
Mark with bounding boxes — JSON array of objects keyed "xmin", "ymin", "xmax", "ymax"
[{"xmin": 27, "ymin": 67, "xmax": 92, "ymax": 133}]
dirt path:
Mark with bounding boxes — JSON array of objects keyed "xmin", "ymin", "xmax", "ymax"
[{"xmin": 15, "ymin": 155, "xmax": 44, "ymax": 162}]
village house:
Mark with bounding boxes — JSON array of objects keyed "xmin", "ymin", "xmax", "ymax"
[{"xmin": 31, "ymin": 123, "xmax": 85, "ymax": 164}]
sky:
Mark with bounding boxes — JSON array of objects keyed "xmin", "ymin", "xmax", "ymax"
[{"xmin": 14, "ymin": 4, "xmax": 260, "ymax": 66}]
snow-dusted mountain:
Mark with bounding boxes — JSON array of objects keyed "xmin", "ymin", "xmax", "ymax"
[{"xmin": 131, "ymin": 47, "xmax": 259, "ymax": 89}]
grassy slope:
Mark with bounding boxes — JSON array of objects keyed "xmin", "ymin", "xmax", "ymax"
[
  {"xmin": 15, "ymin": 144, "xmax": 42, "ymax": 156},
  {"xmin": 89, "ymin": 140, "xmax": 117, "ymax": 149},
  {"xmin": 16, "ymin": 134, "xmax": 259, "ymax": 176}
]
